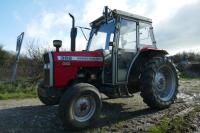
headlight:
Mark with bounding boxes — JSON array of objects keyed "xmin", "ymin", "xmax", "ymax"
[{"xmin": 44, "ymin": 64, "xmax": 50, "ymax": 69}]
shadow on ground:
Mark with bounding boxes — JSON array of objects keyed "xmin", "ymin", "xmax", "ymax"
[
  {"xmin": 94, "ymin": 101, "xmax": 158, "ymax": 128},
  {"xmin": 0, "ymin": 101, "xmax": 159, "ymax": 133}
]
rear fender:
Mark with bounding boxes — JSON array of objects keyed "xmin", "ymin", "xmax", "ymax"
[
  {"xmin": 128, "ymin": 48, "xmax": 169, "ymax": 76},
  {"xmin": 128, "ymin": 48, "xmax": 168, "ymax": 79},
  {"xmin": 127, "ymin": 48, "xmax": 168, "ymax": 92},
  {"xmin": 140, "ymin": 48, "xmax": 168, "ymax": 55}
]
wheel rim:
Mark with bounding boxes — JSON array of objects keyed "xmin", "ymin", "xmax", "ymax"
[
  {"xmin": 72, "ymin": 95, "xmax": 96, "ymax": 122},
  {"xmin": 154, "ymin": 65, "xmax": 176, "ymax": 101}
]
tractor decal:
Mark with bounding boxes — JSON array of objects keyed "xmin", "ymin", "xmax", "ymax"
[{"xmin": 57, "ymin": 56, "xmax": 103, "ymax": 62}]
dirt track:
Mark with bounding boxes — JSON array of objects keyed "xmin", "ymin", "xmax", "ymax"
[{"xmin": 0, "ymin": 79, "xmax": 199, "ymax": 133}]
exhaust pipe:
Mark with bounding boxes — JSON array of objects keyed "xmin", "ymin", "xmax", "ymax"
[{"xmin": 69, "ymin": 13, "xmax": 77, "ymax": 51}]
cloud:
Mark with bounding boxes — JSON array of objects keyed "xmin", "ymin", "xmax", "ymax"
[
  {"xmin": 26, "ymin": 11, "xmax": 70, "ymax": 38},
  {"xmin": 82, "ymin": 0, "xmax": 197, "ymax": 25},
  {"xmin": 155, "ymin": 0, "xmax": 200, "ymax": 54},
  {"xmin": 24, "ymin": 0, "xmax": 199, "ymax": 53},
  {"xmin": 81, "ymin": 0, "xmax": 199, "ymax": 54},
  {"xmin": 25, "ymin": 10, "xmax": 73, "ymax": 51},
  {"xmin": 81, "ymin": 0, "xmax": 130, "ymax": 24},
  {"xmin": 146, "ymin": 0, "xmax": 197, "ymax": 24}
]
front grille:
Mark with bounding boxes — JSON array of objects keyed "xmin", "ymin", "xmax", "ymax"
[
  {"xmin": 43, "ymin": 53, "xmax": 50, "ymax": 64},
  {"xmin": 44, "ymin": 69, "xmax": 50, "ymax": 86}
]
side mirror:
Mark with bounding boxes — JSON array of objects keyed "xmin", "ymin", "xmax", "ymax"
[{"xmin": 109, "ymin": 42, "xmax": 115, "ymax": 47}]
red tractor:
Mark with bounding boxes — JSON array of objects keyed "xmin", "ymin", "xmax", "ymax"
[{"xmin": 38, "ymin": 7, "xmax": 178, "ymax": 129}]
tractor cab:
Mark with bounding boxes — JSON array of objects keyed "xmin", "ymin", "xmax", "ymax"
[
  {"xmin": 86, "ymin": 7, "xmax": 157, "ymax": 84},
  {"xmin": 87, "ymin": 8, "xmax": 156, "ymax": 52}
]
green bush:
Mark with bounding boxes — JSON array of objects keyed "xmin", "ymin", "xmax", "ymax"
[
  {"xmin": 0, "ymin": 42, "xmax": 45, "ymax": 80},
  {"xmin": 173, "ymin": 51, "xmax": 200, "ymax": 64},
  {"xmin": 0, "ymin": 45, "xmax": 9, "ymax": 65}
]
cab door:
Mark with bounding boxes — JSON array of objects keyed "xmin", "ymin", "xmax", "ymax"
[
  {"xmin": 116, "ymin": 18, "xmax": 138, "ymax": 83},
  {"xmin": 102, "ymin": 20, "xmax": 115, "ymax": 84}
]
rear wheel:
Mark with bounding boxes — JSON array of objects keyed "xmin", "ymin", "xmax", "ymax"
[
  {"xmin": 140, "ymin": 57, "xmax": 178, "ymax": 109},
  {"xmin": 59, "ymin": 83, "xmax": 102, "ymax": 130}
]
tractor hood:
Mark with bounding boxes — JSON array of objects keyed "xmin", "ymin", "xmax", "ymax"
[
  {"xmin": 51, "ymin": 51, "xmax": 104, "ymax": 88},
  {"xmin": 53, "ymin": 51, "xmax": 104, "ymax": 67}
]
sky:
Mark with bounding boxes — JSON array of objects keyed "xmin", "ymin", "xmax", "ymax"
[{"xmin": 0, "ymin": 0, "xmax": 200, "ymax": 55}]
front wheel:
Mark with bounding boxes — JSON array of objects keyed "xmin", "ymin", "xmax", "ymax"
[
  {"xmin": 37, "ymin": 84, "xmax": 60, "ymax": 105},
  {"xmin": 59, "ymin": 83, "xmax": 102, "ymax": 130},
  {"xmin": 140, "ymin": 57, "xmax": 178, "ymax": 109}
]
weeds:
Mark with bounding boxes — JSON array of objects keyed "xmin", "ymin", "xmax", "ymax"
[
  {"xmin": 149, "ymin": 106, "xmax": 200, "ymax": 133},
  {"xmin": 0, "ymin": 79, "xmax": 38, "ymax": 100}
]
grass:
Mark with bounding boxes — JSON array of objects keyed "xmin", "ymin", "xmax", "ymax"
[
  {"xmin": 0, "ymin": 79, "xmax": 38, "ymax": 100},
  {"xmin": 149, "ymin": 106, "xmax": 200, "ymax": 133},
  {"xmin": 149, "ymin": 117, "xmax": 184, "ymax": 133}
]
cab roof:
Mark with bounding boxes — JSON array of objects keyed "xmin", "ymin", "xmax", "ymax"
[
  {"xmin": 113, "ymin": 9, "xmax": 152, "ymax": 23},
  {"xmin": 90, "ymin": 9, "xmax": 152, "ymax": 27}
]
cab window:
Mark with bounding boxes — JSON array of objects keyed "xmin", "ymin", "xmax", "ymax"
[{"xmin": 139, "ymin": 22, "xmax": 152, "ymax": 46}]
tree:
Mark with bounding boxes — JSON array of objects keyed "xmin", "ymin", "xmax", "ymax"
[{"xmin": 0, "ymin": 45, "xmax": 8, "ymax": 65}]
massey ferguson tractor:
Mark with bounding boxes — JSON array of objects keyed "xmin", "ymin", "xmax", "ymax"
[{"xmin": 38, "ymin": 7, "xmax": 178, "ymax": 129}]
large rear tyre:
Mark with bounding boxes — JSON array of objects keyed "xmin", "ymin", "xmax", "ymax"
[
  {"xmin": 140, "ymin": 57, "xmax": 178, "ymax": 109},
  {"xmin": 59, "ymin": 83, "xmax": 102, "ymax": 130}
]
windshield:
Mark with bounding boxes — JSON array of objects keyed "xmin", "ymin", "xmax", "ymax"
[{"xmin": 87, "ymin": 20, "xmax": 115, "ymax": 51}]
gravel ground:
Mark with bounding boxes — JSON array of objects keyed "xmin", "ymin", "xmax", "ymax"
[{"xmin": 0, "ymin": 79, "xmax": 199, "ymax": 133}]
